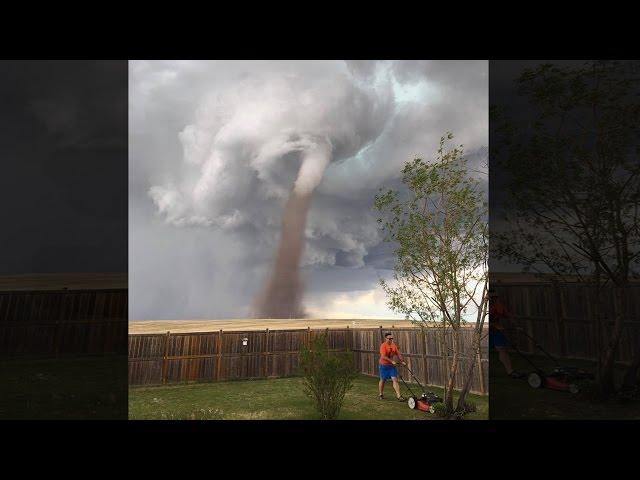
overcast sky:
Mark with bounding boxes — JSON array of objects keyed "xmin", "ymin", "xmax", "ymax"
[
  {"xmin": 129, "ymin": 60, "xmax": 488, "ymax": 320},
  {"xmin": 488, "ymin": 60, "xmax": 594, "ymax": 273},
  {"xmin": 1, "ymin": 61, "xmax": 127, "ymax": 276}
]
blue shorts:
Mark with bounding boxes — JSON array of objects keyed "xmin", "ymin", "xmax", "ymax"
[
  {"xmin": 379, "ymin": 364, "xmax": 398, "ymax": 381},
  {"xmin": 489, "ymin": 330, "xmax": 507, "ymax": 349}
]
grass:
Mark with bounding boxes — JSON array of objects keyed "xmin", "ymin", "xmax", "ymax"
[
  {"xmin": 490, "ymin": 351, "xmax": 640, "ymax": 420},
  {"xmin": 0, "ymin": 354, "xmax": 127, "ymax": 420},
  {"xmin": 129, "ymin": 374, "xmax": 488, "ymax": 420}
]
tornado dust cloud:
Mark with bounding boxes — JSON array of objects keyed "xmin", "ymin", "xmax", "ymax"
[{"xmin": 253, "ymin": 191, "xmax": 312, "ymax": 318}]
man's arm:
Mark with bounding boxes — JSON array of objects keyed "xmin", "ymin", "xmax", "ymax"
[
  {"xmin": 490, "ymin": 303, "xmax": 506, "ymax": 330},
  {"xmin": 500, "ymin": 304, "xmax": 514, "ymax": 331},
  {"xmin": 380, "ymin": 345, "xmax": 397, "ymax": 364},
  {"xmin": 379, "ymin": 345, "xmax": 393, "ymax": 363}
]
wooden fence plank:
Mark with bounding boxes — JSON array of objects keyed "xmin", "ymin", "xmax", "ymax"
[
  {"xmin": 264, "ymin": 328, "xmax": 270, "ymax": 377},
  {"xmin": 162, "ymin": 331, "xmax": 170, "ymax": 385},
  {"xmin": 216, "ymin": 329, "xmax": 223, "ymax": 381}
]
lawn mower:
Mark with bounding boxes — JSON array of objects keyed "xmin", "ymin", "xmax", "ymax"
[
  {"xmin": 397, "ymin": 363, "xmax": 443, "ymax": 413},
  {"xmin": 503, "ymin": 326, "xmax": 594, "ymax": 394}
]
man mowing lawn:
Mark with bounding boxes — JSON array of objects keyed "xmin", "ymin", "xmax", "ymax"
[
  {"xmin": 378, "ymin": 332, "xmax": 407, "ymax": 401},
  {"xmin": 489, "ymin": 290, "xmax": 524, "ymax": 379}
]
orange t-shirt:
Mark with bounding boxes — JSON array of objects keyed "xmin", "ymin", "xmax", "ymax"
[
  {"xmin": 489, "ymin": 299, "xmax": 510, "ymax": 331},
  {"xmin": 379, "ymin": 342, "xmax": 400, "ymax": 365}
]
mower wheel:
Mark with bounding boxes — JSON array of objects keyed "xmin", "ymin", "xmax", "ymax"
[
  {"xmin": 428, "ymin": 405, "xmax": 435, "ymax": 414},
  {"xmin": 569, "ymin": 383, "xmax": 580, "ymax": 394},
  {"xmin": 407, "ymin": 397, "xmax": 417, "ymax": 409},
  {"xmin": 528, "ymin": 372, "xmax": 543, "ymax": 389}
]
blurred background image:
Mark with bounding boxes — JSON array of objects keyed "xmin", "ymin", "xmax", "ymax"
[
  {"xmin": 0, "ymin": 61, "xmax": 128, "ymax": 420},
  {"xmin": 489, "ymin": 60, "xmax": 640, "ymax": 419}
]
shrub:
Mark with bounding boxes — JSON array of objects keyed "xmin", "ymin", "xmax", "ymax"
[
  {"xmin": 298, "ymin": 332, "xmax": 358, "ymax": 420},
  {"xmin": 433, "ymin": 401, "xmax": 474, "ymax": 419},
  {"xmin": 462, "ymin": 401, "xmax": 477, "ymax": 413},
  {"xmin": 433, "ymin": 399, "xmax": 476, "ymax": 419},
  {"xmin": 618, "ymin": 385, "xmax": 640, "ymax": 402},
  {"xmin": 432, "ymin": 402, "xmax": 449, "ymax": 418}
]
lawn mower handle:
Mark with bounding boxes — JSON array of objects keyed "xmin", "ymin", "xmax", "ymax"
[
  {"xmin": 499, "ymin": 328, "xmax": 547, "ymax": 372},
  {"xmin": 396, "ymin": 368, "xmax": 418, "ymax": 398},
  {"xmin": 397, "ymin": 363, "xmax": 428, "ymax": 390},
  {"xmin": 505, "ymin": 326, "xmax": 560, "ymax": 366}
]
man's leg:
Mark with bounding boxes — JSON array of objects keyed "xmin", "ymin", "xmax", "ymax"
[
  {"xmin": 391, "ymin": 377, "xmax": 402, "ymax": 398},
  {"xmin": 379, "ymin": 378, "xmax": 385, "ymax": 396},
  {"xmin": 496, "ymin": 346, "xmax": 514, "ymax": 375}
]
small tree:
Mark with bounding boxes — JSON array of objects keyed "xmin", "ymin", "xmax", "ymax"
[
  {"xmin": 375, "ymin": 133, "xmax": 488, "ymax": 416},
  {"xmin": 298, "ymin": 332, "xmax": 358, "ymax": 420}
]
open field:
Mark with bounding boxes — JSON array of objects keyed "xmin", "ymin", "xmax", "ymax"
[
  {"xmin": 129, "ymin": 374, "xmax": 488, "ymax": 420},
  {"xmin": 129, "ymin": 318, "xmax": 418, "ymax": 334},
  {"xmin": 490, "ymin": 352, "xmax": 640, "ymax": 420},
  {"xmin": 0, "ymin": 272, "xmax": 127, "ymax": 292}
]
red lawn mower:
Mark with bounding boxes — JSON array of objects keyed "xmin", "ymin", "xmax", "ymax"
[
  {"xmin": 397, "ymin": 364, "xmax": 443, "ymax": 413},
  {"xmin": 505, "ymin": 327, "xmax": 594, "ymax": 394}
]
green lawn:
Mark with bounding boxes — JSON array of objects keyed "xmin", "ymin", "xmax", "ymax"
[
  {"xmin": 490, "ymin": 351, "xmax": 640, "ymax": 420},
  {"xmin": 0, "ymin": 355, "xmax": 127, "ymax": 420},
  {"xmin": 129, "ymin": 375, "xmax": 488, "ymax": 420}
]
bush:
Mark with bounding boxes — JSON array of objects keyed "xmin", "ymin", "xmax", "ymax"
[
  {"xmin": 618, "ymin": 385, "xmax": 640, "ymax": 402},
  {"xmin": 298, "ymin": 333, "xmax": 358, "ymax": 420},
  {"xmin": 432, "ymin": 402, "xmax": 450, "ymax": 418},
  {"xmin": 462, "ymin": 401, "xmax": 477, "ymax": 413},
  {"xmin": 433, "ymin": 401, "xmax": 475, "ymax": 419}
]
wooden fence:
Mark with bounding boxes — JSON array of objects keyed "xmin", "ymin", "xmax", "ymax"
[
  {"xmin": 129, "ymin": 326, "xmax": 489, "ymax": 395},
  {"xmin": 0, "ymin": 289, "xmax": 127, "ymax": 356},
  {"xmin": 492, "ymin": 283, "xmax": 640, "ymax": 366}
]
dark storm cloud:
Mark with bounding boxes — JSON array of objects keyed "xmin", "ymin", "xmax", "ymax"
[
  {"xmin": 489, "ymin": 60, "xmax": 640, "ymax": 275},
  {"xmin": 0, "ymin": 61, "xmax": 127, "ymax": 274},
  {"xmin": 130, "ymin": 61, "xmax": 487, "ymax": 319},
  {"xmin": 489, "ymin": 60, "xmax": 589, "ymax": 209}
]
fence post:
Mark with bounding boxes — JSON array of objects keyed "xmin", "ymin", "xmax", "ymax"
[
  {"xmin": 216, "ymin": 329, "xmax": 223, "ymax": 381},
  {"xmin": 346, "ymin": 325, "xmax": 350, "ymax": 352},
  {"xmin": 54, "ymin": 318, "xmax": 62, "ymax": 357},
  {"xmin": 264, "ymin": 328, "xmax": 270, "ymax": 378},
  {"xmin": 162, "ymin": 331, "xmax": 170, "ymax": 385},
  {"xmin": 307, "ymin": 326, "xmax": 311, "ymax": 346}
]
